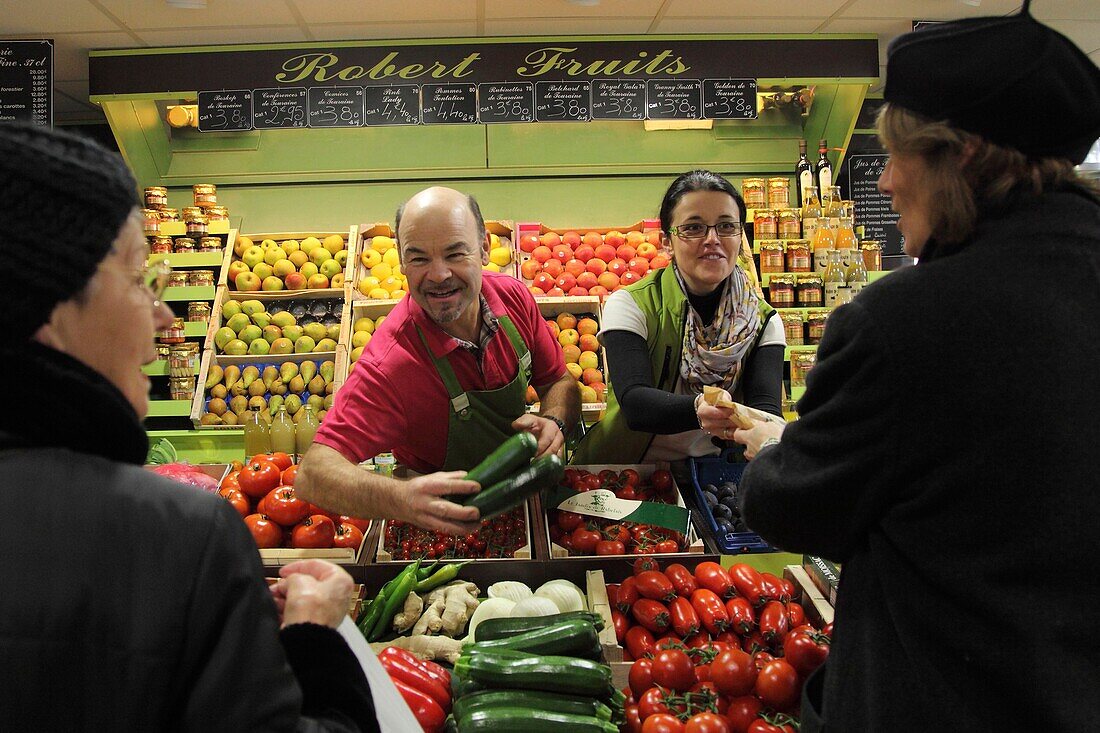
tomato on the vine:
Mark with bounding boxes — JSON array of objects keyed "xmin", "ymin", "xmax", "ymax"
[
  {"xmin": 603, "ymin": 523, "xmax": 630, "ymax": 544},
  {"xmin": 650, "ymin": 648, "xmax": 695, "ymax": 692},
  {"xmin": 642, "ymin": 713, "xmax": 684, "ymax": 733},
  {"xmin": 596, "ymin": 540, "xmax": 626, "ymax": 555},
  {"xmin": 709, "ymin": 648, "xmax": 757, "ymax": 698},
  {"xmin": 655, "ymin": 539, "xmax": 680, "ymax": 554},
  {"xmin": 571, "ymin": 527, "xmax": 601, "ymax": 553},
  {"xmin": 685, "ymin": 712, "xmax": 731, "ymax": 733},
  {"xmin": 637, "ymin": 687, "xmax": 673, "ymax": 719},
  {"xmin": 725, "ymin": 696, "xmax": 764, "ymax": 733},
  {"xmin": 754, "ymin": 659, "xmax": 801, "ymax": 712},
  {"xmin": 557, "ymin": 510, "xmax": 584, "ymax": 532},
  {"xmin": 628, "ymin": 657, "xmax": 655, "ymax": 698},
  {"xmin": 651, "ymin": 469, "xmax": 673, "ymax": 493}
]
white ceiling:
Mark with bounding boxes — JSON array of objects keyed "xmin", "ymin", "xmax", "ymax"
[{"xmin": 2, "ymin": 0, "xmax": 1097, "ymax": 123}]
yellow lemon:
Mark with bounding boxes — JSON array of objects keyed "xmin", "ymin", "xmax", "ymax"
[
  {"xmin": 370, "ymin": 262, "xmax": 393, "ymax": 280},
  {"xmin": 483, "ymin": 262, "xmax": 501, "ymax": 272},
  {"xmin": 360, "ymin": 249, "xmax": 381, "ymax": 268},
  {"xmin": 391, "ymin": 289, "xmax": 406, "ymax": 299},
  {"xmin": 369, "ymin": 287, "xmax": 391, "ymax": 300},
  {"xmin": 489, "ymin": 246, "xmax": 512, "ymax": 267},
  {"xmin": 382, "ymin": 248, "xmax": 400, "ymax": 267},
  {"xmin": 371, "ymin": 235, "xmax": 396, "ymax": 253},
  {"xmin": 490, "ymin": 232, "xmax": 500, "ymax": 247},
  {"xmin": 353, "ymin": 317, "xmax": 375, "ymax": 334},
  {"xmin": 351, "ymin": 330, "xmax": 372, "ymax": 348}
]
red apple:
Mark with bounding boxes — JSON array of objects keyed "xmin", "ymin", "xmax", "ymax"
[
  {"xmin": 541, "ymin": 231, "xmax": 562, "ymax": 248},
  {"xmin": 519, "ymin": 233, "xmax": 541, "ymax": 253},
  {"xmin": 576, "ymin": 271, "xmax": 599, "ymax": 290},
  {"xmin": 531, "ymin": 245, "xmax": 553, "ymax": 264},
  {"xmin": 620, "ymin": 271, "xmax": 641, "ymax": 287},
  {"xmin": 605, "ymin": 231, "xmax": 626, "ymax": 248},
  {"xmin": 597, "ymin": 271, "xmax": 620, "ymax": 290},
  {"xmin": 582, "ymin": 231, "xmax": 603, "ymax": 248},
  {"xmin": 626, "ymin": 231, "xmax": 645, "ymax": 246},
  {"xmin": 627, "ymin": 257, "xmax": 650, "ymax": 277},
  {"xmin": 585, "ymin": 258, "xmax": 607, "ymax": 276},
  {"xmin": 546, "ymin": 319, "xmax": 560, "ymax": 338},
  {"xmin": 555, "ymin": 273, "xmax": 577, "ymax": 292},
  {"xmin": 284, "ymin": 272, "xmax": 307, "ymax": 291},
  {"xmin": 564, "ymin": 258, "xmax": 587, "ymax": 278},
  {"xmin": 552, "ymin": 244, "xmax": 574, "ymax": 264},
  {"xmin": 594, "ymin": 244, "xmax": 617, "ymax": 262},
  {"xmin": 545, "ymin": 287, "xmax": 566, "ymax": 297},
  {"xmin": 645, "ymin": 230, "xmax": 663, "ymax": 246},
  {"xmin": 607, "ymin": 258, "xmax": 629, "ymax": 277},
  {"xmin": 520, "ymin": 259, "xmax": 541, "ymax": 280},
  {"xmin": 573, "ymin": 245, "xmax": 595, "ymax": 263},
  {"xmin": 529, "ymin": 286, "xmax": 546, "ymax": 297},
  {"xmin": 562, "ymin": 231, "xmax": 582, "ymax": 248},
  {"xmin": 616, "ymin": 244, "xmax": 637, "ymax": 261},
  {"xmin": 533, "ymin": 272, "xmax": 556, "ymax": 292},
  {"xmin": 542, "ymin": 258, "xmax": 563, "ymax": 278},
  {"xmin": 588, "ymin": 285, "xmax": 610, "ymax": 298},
  {"xmin": 650, "ymin": 253, "xmax": 671, "ymax": 269},
  {"xmin": 567, "ymin": 286, "xmax": 590, "ymax": 297}
]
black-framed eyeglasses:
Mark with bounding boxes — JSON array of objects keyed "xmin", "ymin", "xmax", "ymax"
[
  {"xmin": 142, "ymin": 259, "xmax": 172, "ymax": 303},
  {"xmin": 670, "ymin": 221, "xmax": 744, "ymax": 240}
]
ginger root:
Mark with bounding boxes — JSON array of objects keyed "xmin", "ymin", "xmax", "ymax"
[
  {"xmin": 412, "ymin": 594, "xmax": 445, "ymax": 637},
  {"xmin": 440, "ymin": 581, "xmax": 480, "ymax": 637},
  {"xmin": 371, "ymin": 635, "xmax": 464, "ymax": 664},
  {"xmin": 392, "ymin": 591, "xmax": 423, "ymax": 634}
]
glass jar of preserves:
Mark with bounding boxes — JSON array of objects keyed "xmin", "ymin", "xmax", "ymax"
[
  {"xmin": 790, "ymin": 350, "xmax": 817, "ymax": 386},
  {"xmin": 806, "ymin": 310, "xmax": 829, "ymax": 345},
  {"xmin": 767, "ymin": 177, "xmax": 790, "ymax": 209},
  {"xmin": 155, "ymin": 343, "xmax": 171, "ymax": 360},
  {"xmin": 754, "ymin": 209, "xmax": 778, "ymax": 241},
  {"xmin": 187, "ymin": 301, "xmax": 212, "ymax": 322},
  {"xmin": 758, "ymin": 241, "xmax": 785, "ymax": 273},
  {"xmin": 785, "ymin": 239, "xmax": 812, "ymax": 273},
  {"xmin": 188, "ymin": 269, "xmax": 215, "ymax": 287},
  {"xmin": 860, "ymin": 240, "xmax": 882, "ymax": 271},
  {"xmin": 159, "ymin": 318, "xmax": 186, "ymax": 344},
  {"xmin": 168, "ymin": 376, "xmax": 195, "ymax": 401},
  {"xmin": 167, "ymin": 271, "xmax": 189, "ymax": 288},
  {"xmin": 173, "ymin": 237, "xmax": 197, "ymax": 254},
  {"xmin": 796, "ymin": 274, "xmax": 825, "ymax": 308},
  {"xmin": 742, "ymin": 178, "xmax": 766, "ymax": 209},
  {"xmin": 778, "ymin": 209, "xmax": 801, "ymax": 240},
  {"xmin": 205, "ymin": 205, "xmax": 229, "ymax": 221},
  {"xmin": 186, "ymin": 215, "xmax": 208, "ymax": 237},
  {"xmin": 144, "ymin": 186, "xmax": 168, "ymax": 209},
  {"xmin": 193, "ymin": 183, "xmax": 217, "ymax": 208},
  {"xmin": 781, "ymin": 312, "xmax": 804, "ymax": 346},
  {"xmin": 767, "ymin": 274, "xmax": 796, "ymax": 307},
  {"xmin": 181, "ymin": 206, "xmax": 204, "ymax": 221},
  {"xmin": 141, "ymin": 208, "xmax": 160, "ymax": 236},
  {"xmin": 149, "ymin": 236, "xmax": 173, "ymax": 255},
  {"xmin": 158, "ymin": 207, "xmax": 179, "ymax": 222},
  {"xmin": 199, "ymin": 236, "xmax": 223, "ymax": 252}
]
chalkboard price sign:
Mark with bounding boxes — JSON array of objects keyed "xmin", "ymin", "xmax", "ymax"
[
  {"xmin": 847, "ymin": 154, "xmax": 903, "ymax": 256},
  {"xmin": 253, "ymin": 87, "xmax": 308, "ymax": 129},
  {"xmin": 479, "ymin": 83, "xmax": 534, "ymax": 123},
  {"xmin": 308, "ymin": 86, "xmax": 364, "ymax": 128},
  {"xmin": 197, "ymin": 90, "xmax": 252, "ymax": 132},
  {"xmin": 647, "ymin": 79, "xmax": 702, "ymax": 120},
  {"xmin": 0, "ymin": 40, "xmax": 52, "ymax": 127},
  {"xmin": 702, "ymin": 79, "xmax": 756, "ymax": 120},
  {"xmin": 591, "ymin": 80, "xmax": 646, "ymax": 120},
  {"xmin": 364, "ymin": 84, "xmax": 419, "ymax": 126},
  {"xmin": 535, "ymin": 81, "xmax": 591, "ymax": 122},
  {"xmin": 421, "ymin": 84, "xmax": 478, "ymax": 124}
]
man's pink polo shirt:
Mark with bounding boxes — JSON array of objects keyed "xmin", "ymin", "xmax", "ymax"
[{"xmin": 313, "ymin": 272, "xmax": 566, "ymax": 473}]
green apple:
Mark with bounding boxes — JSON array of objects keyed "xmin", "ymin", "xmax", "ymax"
[
  {"xmin": 334, "ymin": 250, "xmax": 348, "ymax": 268},
  {"xmin": 269, "ymin": 337, "xmax": 294, "ymax": 355},
  {"xmin": 263, "ymin": 246, "xmax": 287, "ymax": 266},
  {"xmin": 221, "ymin": 300, "xmax": 243, "ymax": 319},
  {"xmin": 331, "ymin": 273, "xmax": 345, "ymax": 289},
  {"xmin": 251, "ymin": 311, "xmax": 271, "ymax": 329},
  {"xmin": 319, "ymin": 258, "xmax": 342, "ymax": 280},
  {"xmin": 225, "ymin": 313, "xmax": 250, "ymax": 334},
  {"xmin": 282, "ymin": 239, "xmax": 300, "ymax": 254},
  {"xmin": 303, "ymin": 322, "xmax": 327, "ymax": 342},
  {"xmin": 223, "ymin": 339, "xmax": 248, "ymax": 355},
  {"xmin": 241, "ymin": 246, "xmax": 265, "ymax": 269},
  {"xmin": 273, "ymin": 259, "xmax": 296, "ymax": 278},
  {"xmin": 260, "ymin": 238, "xmax": 278, "ymax": 250},
  {"xmin": 271, "ymin": 311, "xmax": 296, "ymax": 328},
  {"xmin": 282, "ymin": 324, "xmax": 303, "ymax": 342},
  {"xmin": 253, "ymin": 262, "xmax": 274, "ymax": 281},
  {"xmin": 214, "ymin": 326, "xmax": 237, "ymax": 350},
  {"xmin": 248, "ymin": 338, "xmax": 270, "ymax": 356},
  {"xmin": 227, "ymin": 261, "xmax": 251, "ymax": 285},
  {"xmin": 262, "ymin": 325, "xmax": 282, "ymax": 343},
  {"xmin": 300, "ymin": 237, "xmax": 322, "ymax": 255},
  {"xmin": 326, "ymin": 324, "xmax": 341, "ymax": 341},
  {"xmin": 240, "ymin": 300, "xmax": 265, "ymax": 316},
  {"xmin": 309, "ymin": 247, "xmax": 332, "ymax": 266},
  {"xmin": 325, "ymin": 235, "xmax": 346, "ymax": 256},
  {"xmin": 299, "ymin": 262, "xmax": 319, "ymax": 280},
  {"xmin": 234, "ymin": 271, "xmax": 261, "ymax": 292},
  {"xmin": 314, "ymin": 338, "xmax": 337, "ymax": 352},
  {"xmin": 261, "ymin": 275, "xmax": 284, "ymax": 292},
  {"xmin": 294, "ymin": 336, "xmax": 316, "ymax": 354}
]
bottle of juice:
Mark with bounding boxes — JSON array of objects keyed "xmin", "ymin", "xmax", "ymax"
[
  {"xmin": 269, "ymin": 405, "xmax": 296, "ymax": 457},
  {"xmin": 812, "ymin": 219, "xmax": 836, "ymax": 273},
  {"xmin": 243, "ymin": 406, "xmax": 270, "ymax": 459},
  {"xmin": 847, "ymin": 248, "xmax": 869, "ymax": 299},
  {"xmin": 295, "ymin": 404, "xmax": 319, "ymax": 461},
  {"xmin": 824, "ymin": 250, "xmax": 847, "ymax": 308},
  {"xmin": 834, "ymin": 203, "xmax": 859, "ymax": 268},
  {"xmin": 801, "ymin": 185, "xmax": 822, "ymax": 242}
]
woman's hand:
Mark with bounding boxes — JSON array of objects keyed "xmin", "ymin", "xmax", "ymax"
[
  {"xmin": 695, "ymin": 389, "xmax": 737, "ymax": 440},
  {"xmin": 732, "ymin": 420, "xmax": 785, "ymax": 460}
]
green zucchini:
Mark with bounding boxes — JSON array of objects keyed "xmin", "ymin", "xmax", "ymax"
[
  {"xmin": 467, "ymin": 618, "xmax": 598, "ymax": 657},
  {"xmin": 455, "ymin": 707, "xmax": 617, "ymax": 733},
  {"xmin": 453, "ymin": 648, "xmax": 612, "ymax": 697},
  {"xmin": 463, "ymin": 432, "xmax": 538, "ymax": 487},
  {"xmin": 453, "ymin": 690, "xmax": 612, "ymax": 722},
  {"xmin": 460, "ymin": 453, "xmax": 565, "ymax": 519},
  {"xmin": 474, "ymin": 611, "xmax": 604, "ymax": 642}
]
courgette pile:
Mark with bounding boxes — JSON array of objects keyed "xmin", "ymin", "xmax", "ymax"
[
  {"xmin": 459, "ymin": 433, "xmax": 564, "ymax": 520},
  {"xmin": 447, "ymin": 613, "xmax": 623, "ymax": 732}
]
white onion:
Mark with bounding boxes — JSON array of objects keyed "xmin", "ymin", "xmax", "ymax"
[
  {"xmin": 487, "ymin": 581, "xmax": 533, "ymax": 603},
  {"xmin": 467, "ymin": 597, "xmax": 515, "ymax": 641},
  {"xmin": 535, "ymin": 579, "xmax": 589, "ymax": 611},
  {"xmin": 510, "ymin": 596, "xmax": 560, "ymax": 617}
]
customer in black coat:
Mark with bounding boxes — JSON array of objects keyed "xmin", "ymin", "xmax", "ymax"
[
  {"xmin": 0, "ymin": 122, "xmax": 379, "ymax": 731},
  {"xmin": 732, "ymin": 4, "xmax": 1100, "ymax": 732}
]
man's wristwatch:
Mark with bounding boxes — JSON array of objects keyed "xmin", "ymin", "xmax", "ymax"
[{"xmin": 544, "ymin": 415, "xmax": 567, "ymax": 433}]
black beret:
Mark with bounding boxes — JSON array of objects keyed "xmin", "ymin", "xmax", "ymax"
[
  {"xmin": 0, "ymin": 123, "xmax": 138, "ymax": 339},
  {"xmin": 885, "ymin": 6, "xmax": 1100, "ymax": 164}
]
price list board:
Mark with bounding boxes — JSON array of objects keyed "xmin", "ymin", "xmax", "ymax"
[
  {"xmin": 647, "ymin": 79, "xmax": 702, "ymax": 120},
  {"xmin": 478, "ymin": 82, "xmax": 534, "ymax": 123},
  {"xmin": 421, "ymin": 84, "xmax": 478, "ymax": 124},
  {"xmin": 363, "ymin": 84, "xmax": 419, "ymax": 126},
  {"xmin": 535, "ymin": 81, "xmax": 591, "ymax": 122},
  {"xmin": 590, "ymin": 79, "xmax": 646, "ymax": 120},
  {"xmin": 847, "ymin": 154, "xmax": 903, "ymax": 256},
  {"xmin": 702, "ymin": 79, "xmax": 757, "ymax": 120},
  {"xmin": 197, "ymin": 90, "xmax": 252, "ymax": 131},
  {"xmin": 253, "ymin": 87, "xmax": 308, "ymax": 129},
  {"xmin": 308, "ymin": 86, "xmax": 364, "ymax": 128},
  {"xmin": 0, "ymin": 40, "xmax": 52, "ymax": 127}
]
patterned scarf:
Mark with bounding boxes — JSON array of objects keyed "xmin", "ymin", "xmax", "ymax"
[{"xmin": 676, "ymin": 262, "xmax": 762, "ymax": 395}]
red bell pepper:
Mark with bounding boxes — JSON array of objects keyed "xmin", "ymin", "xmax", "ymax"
[
  {"xmin": 391, "ymin": 677, "xmax": 445, "ymax": 733},
  {"xmin": 379, "ymin": 645, "xmax": 452, "ymax": 696},
  {"xmin": 378, "ymin": 653, "xmax": 451, "ymax": 714}
]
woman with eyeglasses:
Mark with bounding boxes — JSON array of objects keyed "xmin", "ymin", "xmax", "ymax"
[
  {"xmin": 572, "ymin": 169, "xmax": 784, "ymax": 464},
  {"xmin": 0, "ymin": 123, "xmax": 379, "ymax": 731}
]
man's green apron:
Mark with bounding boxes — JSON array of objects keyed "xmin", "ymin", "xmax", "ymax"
[{"xmin": 416, "ymin": 315, "xmax": 532, "ymax": 472}]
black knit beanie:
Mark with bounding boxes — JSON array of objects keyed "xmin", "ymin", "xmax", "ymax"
[{"xmin": 0, "ymin": 122, "xmax": 138, "ymax": 340}]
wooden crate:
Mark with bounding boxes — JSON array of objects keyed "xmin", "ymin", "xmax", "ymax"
[
  {"xmin": 203, "ymin": 285, "xmax": 345, "ymax": 360},
  {"xmin": 259, "ymin": 527, "xmax": 370, "ymax": 566},
  {"xmin": 373, "ymin": 499, "xmax": 534, "ymax": 562},
  {"xmin": 219, "ymin": 227, "xmax": 359, "ymax": 299},
  {"xmin": 783, "ymin": 564, "xmax": 834, "ymax": 627},
  {"xmin": 530, "ymin": 296, "xmax": 607, "ymax": 423},
  {"xmin": 585, "ymin": 568, "xmax": 623, "ymax": 663},
  {"xmin": 336, "ymin": 298, "xmax": 404, "ymax": 390}
]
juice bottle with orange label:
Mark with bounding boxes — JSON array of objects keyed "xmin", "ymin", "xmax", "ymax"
[{"xmin": 813, "ymin": 219, "xmax": 837, "ymax": 273}]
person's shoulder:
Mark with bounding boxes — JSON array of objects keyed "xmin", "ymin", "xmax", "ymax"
[{"xmin": 483, "ymin": 270, "xmax": 532, "ymax": 300}]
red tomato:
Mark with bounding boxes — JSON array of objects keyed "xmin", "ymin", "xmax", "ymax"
[
  {"xmin": 651, "ymin": 648, "xmax": 695, "ymax": 692},
  {"xmin": 784, "ymin": 602, "xmax": 806, "ymax": 629},
  {"xmin": 685, "ymin": 712, "xmax": 731, "ymax": 733},
  {"xmin": 625, "ymin": 625, "xmax": 656, "ymax": 660},
  {"xmin": 642, "ymin": 713, "xmax": 684, "ymax": 733},
  {"xmin": 728, "ymin": 563, "xmax": 767, "ymax": 608},
  {"xmin": 619, "ymin": 576, "xmax": 640, "ymax": 614},
  {"xmin": 724, "ymin": 696, "xmax": 764, "ymax": 733},
  {"xmin": 606, "ymin": 583, "xmax": 621, "ymax": 608},
  {"xmin": 664, "ymin": 563, "xmax": 698, "ymax": 597},
  {"xmin": 741, "ymin": 631, "xmax": 768, "ymax": 655},
  {"xmin": 694, "ymin": 562, "xmax": 735, "ymax": 598},
  {"xmin": 751, "ymin": 651, "xmax": 774, "ymax": 671},
  {"xmin": 822, "ymin": 622, "xmax": 833, "ymax": 638},
  {"xmin": 219, "ymin": 471, "xmax": 241, "ymax": 492},
  {"xmin": 571, "ymin": 527, "xmax": 601, "ymax": 554},
  {"xmin": 624, "ymin": 704, "xmax": 644, "ymax": 733},
  {"xmin": 557, "ymin": 510, "xmax": 584, "ymax": 532},
  {"xmin": 650, "ymin": 469, "xmax": 673, "ymax": 493},
  {"xmin": 760, "ymin": 573, "xmax": 789, "ymax": 602},
  {"xmin": 746, "ymin": 720, "xmax": 794, "ymax": 733},
  {"xmin": 580, "ymin": 473, "xmax": 603, "ymax": 492},
  {"xmin": 596, "ymin": 540, "xmax": 626, "ymax": 556},
  {"xmin": 633, "ymin": 555, "xmax": 661, "ymax": 575},
  {"xmin": 598, "ymin": 468, "xmax": 619, "ymax": 483},
  {"xmin": 690, "ymin": 589, "xmax": 730, "ymax": 634},
  {"xmin": 243, "ymin": 513, "xmax": 281, "ymax": 548},
  {"xmin": 693, "ymin": 663, "xmax": 711, "ymax": 684},
  {"xmin": 754, "ymin": 659, "xmax": 800, "ymax": 712},
  {"xmin": 611, "ymin": 609, "xmax": 630, "ymax": 643},
  {"xmin": 291, "ymin": 515, "xmax": 336, "ymax": 549},
  {"xmin": 280, "ymin": 464, "xmax": 298, "ymax": 486},
  {"xmin": 637, "ymin": 687, "xmax": 673, "ymax": 719},
  {"xmin": 263, "ymin": 486, "xmax": 311, "ymax": 527},
  {"xmin": 782, "ymin": 627, "xmax": 831, "ymax": 676},
  {"xmin": 632, "ymin": 599, "xmax": 671, "ymax": 634},
  {"xmin": 603, "ymin": 523, "xmax": 630, "ymax": 544},
  {"xmin": 237, "ymin": 459, "xmax": 282, "ymax": 499},
  {"xmin": 655, "ymin": 539, "xmax": 680, "ymax": 554},
  {"xmin": 620, "ymin": 468, "xmax": 641, "ymax": 486},
  {"xmin": 725, "ymin": 597, "xmax": 755, "ymax": 636},
  {"xmin": 333, "ymin": 522, "xmax": 364, "ymax": 550},
  {"xmin": 628, "ymin": 657, "xmax": 655, "ymax": 698},
  {"xmin": 617, "ymin": 486, "xmax": 638, "ymax": 501},
  {"xmin": 219, "ymin": 488, "xmax": 249, "ymax": 519},
  {"xmin": 714, "ymin": 631, "xmax": 740, "ymax": 646},
  {"xmin": 340, "ymin": 515, "xmax": 371, "ymax": 533},
  {"xmin": 669, "ymin": 596, "xmax": 701, "ymax": 638},
  {"xmin": 758, "ymin": 601, "xmax": 789, "ymax": 644},
  {"xmin": 266, "ymin": 451, "xmax": 294, "ymax": 471},
  {"xmin": 636, "ymin": 571, "xmax": 677, "ymax": 602},
  {"xmin": 709, "ymin": 648, "xmax": 757, "ymax": 698}
]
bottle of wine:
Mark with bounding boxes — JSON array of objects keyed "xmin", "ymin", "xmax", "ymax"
[
  {"xmin": 795, "ymin": 139, "xmax": 815, "ymax": 208},
  {"xmin": 817, "ymin": 139, "xmax": 833, "ymax": 195}
]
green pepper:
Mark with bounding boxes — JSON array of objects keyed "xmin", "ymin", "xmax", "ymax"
[
  {"xmin": 416, "ymin": 560, "xmax": 441, "ymax": 582},
  {"xmin": 369, "ymin": 564, "xmax": 419, "ymax": 641},
  {"xmin": 414, "ymin": 561, "xmax": 469, "ymax": 593},
  {"xmin": 356, "ymin": 590, "xmax": 386, "ymax": 637}
]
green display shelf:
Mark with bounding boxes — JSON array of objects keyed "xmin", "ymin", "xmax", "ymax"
[
  {"xmin": 784, "ymin": 345, "xmax": 818, "ymax": 362},
  {"xmin": 775, "ymin": 307, "xmax": 830, "ymax": 314},
  {"xmin": 790, "ymin": 384, "xmax": 807, "ymax": 401},
  {"xmin": 147, "ymin": 399, "xmax": 193, "ymax": 417},
  {"xmin": 142, "ymin": 360, "xmax": 201, "ymax": 376},
  {"xmin": 184, "ymin": 321, "xmax": 208, "ymax": 337},
  {"xmin": 761, "ymin": 270, "xmax": 889, "ymax": 286},
  {"xmin": 163, "ymin": 286, "xmax": 215, "ymax": 302},
  {"xmin": 146, "ymin": 429, "xmax": 245, "ymax": 464},
  {"xmin": 150, "ymin": 252, "xmax": 224, "ymax": 268}
]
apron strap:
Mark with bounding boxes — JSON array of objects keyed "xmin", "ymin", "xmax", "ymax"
[
  {"xmin": 416, "ymin": 325, "xmax": 472, "ymax": 419},
  {"xmin": 497, "ymin": 315, "xmax": 532, "ymax": 384}
]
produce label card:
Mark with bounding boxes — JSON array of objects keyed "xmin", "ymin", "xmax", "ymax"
[{"xmin": 544, "ymin": 487, "xmax": 689, "ymax": 533}]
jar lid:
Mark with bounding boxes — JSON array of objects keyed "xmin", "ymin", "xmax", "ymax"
[
  {"xmin": 759, "ymin": 240, "xmax": 784, "ymax": 249},
  {"xmin": 860, "ymin": 240, "xmax": 882, "ymax": 250}
]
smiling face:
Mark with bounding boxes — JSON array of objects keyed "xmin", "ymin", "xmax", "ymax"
[
  {"xmin": 878, "ymin": 150, "xmax": 934, "ymax": 258},
  {"xmin": 398, "ymin": 187, "xmax": 489, "ymax": 341},
  {"xmin": 37, "ymin": 211, "xmax": 174, "ymax": 417},
  {"xmin": 668, "ymin": 189, "xmax": 743, "ymax": 295}
]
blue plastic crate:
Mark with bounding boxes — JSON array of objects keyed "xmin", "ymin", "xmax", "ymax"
[{"xmin": 688, "ymin": 449, "xmax": 774, "ymax": 554}]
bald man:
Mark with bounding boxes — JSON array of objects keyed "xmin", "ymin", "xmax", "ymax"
[{"xmin": 297, "ymin": 187, "xmax": 579, "ymax": 535}]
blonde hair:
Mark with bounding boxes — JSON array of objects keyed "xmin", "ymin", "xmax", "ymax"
[{"xmin": 876, "ymin": 104, "xmax": 1098, "ymax": 255}]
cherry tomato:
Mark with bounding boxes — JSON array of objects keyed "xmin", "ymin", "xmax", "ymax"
[
  {"xmin": 754, "ymin": 659, "xmax": 800, "ymax": 712},
  {"xmin": 219, "ymin": 488, "xmax": 249, "ymax": 519},
  {"xmin": 237, "ymin": 459, "xmax": 282, "ymax": 499},
  {"xmin": 617, "ymin": 486, "xmax": 638, "ymax": 501},
  {"xmin": 655, "ymin": 539, "xmax": 680, "ymax": 554},
  {"xmin": 650, "ymin": 469, "xmax": 673, "ymax": 493},
  {"xmin": 333, "ymin": 522, "xmax": 364, "ymax": 550},
  {"xmin": 747, "ymin": 720, "xmax": 795, "ymax": 733},
  {"xmin": 685, "ymin": 712, "xmax": 731, "ymax": 733},
  {"xmin": 290, "ymin": 514, "xmax": 336, "ymax": 549},
  {"xmin": 571, "ymin": 527, "xmax": 601, "ymax": 554},
  {"xmin": 694, "ymin": 562, "xmax": 735, "ymax": 599},
  {"xmin": 243, "ymin": 513, "xmax": 281, "ymax": 548},
  {"xmin": 709, "ymin": 648, "xmax": 757, "ymax": 698},
  {"xmin": 263, "ymin": 486, "xmax": 311, "ymax": 527},
  {"xmin": 664, "ymin": 563, "xmax": 698, "ymax": 597},
  {"xmin": 782, "ymin": 627, "xmax": 831, "ymax": 676},
  {"xmin": 603, "ymin": 524, "xmax": 630, "ymax": 544},
  {"xmin": 625, "ymin": 625, "xmax": 656, "ymax": 660},
  {"xmin": 725, "ymin": 696, "xmax": 764, "ymax": 733},
  {"xmin": 580, "ymin": 473, "xmax": 603, "ymax": 492},
  {"xmin": 628, "ymin": 657, "xmax": 655, "ymax": 698},
  {"xmin": 596, "ymin": 540, "xmax": 626, "ymax": 556},
  {"xmin": 651, "ymin": 648, "xmax": 695, "ymax": 692},
  {"xmin": 669, "ymin": 596, "xmax": 701, "ymax": 638},
  {"xmin": 632, "ymin": 598, "xmax": 671, "ymax": 634},
  {"xmin": 642, "ymin": 713, "xmax": 684, "ymax": 733}
]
